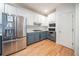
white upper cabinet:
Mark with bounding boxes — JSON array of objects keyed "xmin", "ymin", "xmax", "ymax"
[
  {"xmin": 34, "ymin": 14, "xmax": 40, "ymax": 23},
  {"xmin": 41, "ymin": 16, "xmax": 49, "ymax": 26},
  {"xmin": 26, "ymin": 11, "xmax": 46, "ymax": 26},
  {"xmin": 37, "ymin": 15, "xmax": 48, "ymax": 26},
  {"xmin": 5, "ymin": 4, "xmax": 17, "ymax": 15},
  {"xmin": 48, "ymin": 12, "xmax": 56, "ymax": 24},
  {"xmin": 26, "ymin": 13, "xmax": 35, "ymax": 25}
]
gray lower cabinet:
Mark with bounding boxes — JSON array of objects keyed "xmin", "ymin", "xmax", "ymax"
[
  {"xmin": 0, "ymin": 36, "xmax": 2, "ymax": 55},
  {"xmin": 27, "ymin": 33, "xmax": 35, "ymax": 44},
  {"xmin": 40, "ymin": 32, "xmax": 44, "ymax": 40},
  {"xmin": 27, "ymin": 31, "xmax": 48, "ymax": 45},
  {"xmin": 27, "ymin": 31, "xmax": 56, "ymax": 45},
  {"xmin": 27, "ymin": 32, "xmax": 40, "ymax": 45},
  {"xmin": 43, "ymin": 31, "xmax": 48, "ymax": 39},
  {"xmin": 40, "ymin": 32, "xmax": 47, "ymax": 40},
  {"xmin": 46, "ymin": 32, "xmax": 49, "ymax": 38},
  {"xmin": 34, "ymin": 32, "xmax": 40, "ymax": 42}
]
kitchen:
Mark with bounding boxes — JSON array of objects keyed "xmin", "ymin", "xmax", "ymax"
[{"xmin": 0, "ymin": 3, "xmax": 79, "ymax": 56}]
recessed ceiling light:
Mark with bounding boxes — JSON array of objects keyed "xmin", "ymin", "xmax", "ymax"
[{"xmin": 44, "ymin": 10, "xmax": 48, "ymax": 13}]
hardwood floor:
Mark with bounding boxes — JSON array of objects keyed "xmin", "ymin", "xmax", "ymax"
[{"xmin": 10, "ymin": 39, "xmax": 74, "ymax": 56}]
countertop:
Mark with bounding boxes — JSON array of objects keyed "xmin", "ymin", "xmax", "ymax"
[{"xmin": 27, "ymin": 31, "xmax": 48, "ymax": 33}]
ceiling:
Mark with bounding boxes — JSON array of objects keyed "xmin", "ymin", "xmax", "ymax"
[{"xmin": 12, "ymin": 3, "xmax": 61, "ymax": 16}]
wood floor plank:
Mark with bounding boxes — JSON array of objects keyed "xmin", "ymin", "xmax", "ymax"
[{"xmin": 10, "ymin": 39, "xmax": 74, "ymax": 56}]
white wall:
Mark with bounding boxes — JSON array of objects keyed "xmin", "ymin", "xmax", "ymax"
[
  {"xmin": 75, "ymin": 3, "xmax": 79, "ymax": 56},
  {"xmin": 56, "ymin": 4, "xmax": 75, "ymax": 49}
]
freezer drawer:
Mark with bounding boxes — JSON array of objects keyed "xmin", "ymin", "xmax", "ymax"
[
  {"xmin": 2, "ymin": 42, "xmax": 12, "ymax": 55},
  {"xmin": 2, "ymin": 37, "xmax": 27, "ymax": 56}
]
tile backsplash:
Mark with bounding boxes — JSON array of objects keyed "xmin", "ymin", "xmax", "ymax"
[{"xmin": 27, "ymin": 25, "xmax": 48, "ymax": 33}]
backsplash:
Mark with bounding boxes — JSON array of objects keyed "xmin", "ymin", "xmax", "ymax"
[{"xmin": 27, "ymin": 25, "xmax": 48, "ymax": 33}]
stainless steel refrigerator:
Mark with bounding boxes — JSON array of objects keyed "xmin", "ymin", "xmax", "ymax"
[{"xmin": 2, "ymin": 13, "xmax": 26, "ymax": 55}]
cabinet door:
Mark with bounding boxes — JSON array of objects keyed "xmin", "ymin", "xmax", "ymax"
[
  {"xmin": 40, "ymin": 32, "xmax": 46, "ymax": 40},
  {"xmin": 40, "ymin": 32, "xmax": 44, "ymax": 40},
  {"xmin": 34, "ymin": 32, "xmax": 39, "ymax": 42},
  {"xmin": 27, "ymin": 33, "xmax": 34, "ymax": 44},
  {"xmin": 43, "ymin": 32, "xmax": 46, "ymax": 39},
  {"xmin": 45, "ymin": 32, "xmax": 49, "ymax": 39},
  {"xmin": 27, "ymin": 14, "xmax": 34, "ymax": 25},
  {"xmin": 43, "ymin": 32, "xmax": 47, "ymax": 39}
]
